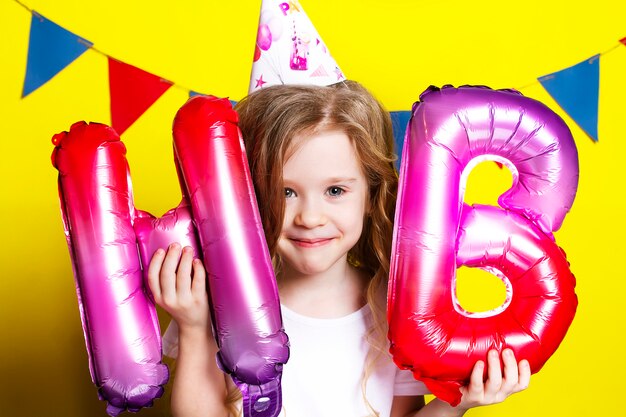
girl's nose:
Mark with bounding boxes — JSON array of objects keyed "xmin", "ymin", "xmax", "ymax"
[{"xmin": 294, "ymin": 200, "xmax": 327, "ymax": 228}]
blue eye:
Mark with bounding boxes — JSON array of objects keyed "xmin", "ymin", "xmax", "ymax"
[
  {"xmin": 284, "ymin": 188, "xmax": 296, "ymax": 198},
  {"xmin": 327, "ymin": 186, "xmax": 344, "ymax": 197}
]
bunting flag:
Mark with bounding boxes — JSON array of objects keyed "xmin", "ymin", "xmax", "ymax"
[
  {"xmin": 538, "ymin": 55, "xmax": 600, "ymax": 142},
  {"xmin": 13, "ymin": 1, "xmax": 626, "ymax": 144},
  {"xmin": 22, "ymin": 12, "xmax": 92, "ymax": 98},
  {"xmin": 390, "ymin": 111, "xmax": 411, "ymax": 169},
  {"xmin": 190, "ymin": 91, "xmax": 237, "ymax": 108},
  {"xmin": 108, "ymin": 57, "xmax": 173, "ymax": 135}
]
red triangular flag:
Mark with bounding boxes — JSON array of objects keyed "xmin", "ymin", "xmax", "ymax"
[
  {"xmin": 620, "ymin": 37, "xmax": 626, "ymax": 46},
  {"xmin": 108, "ymin": 57, "xmax": 172, "ymax": 135}
]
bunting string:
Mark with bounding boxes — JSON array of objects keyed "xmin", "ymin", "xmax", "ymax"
[
  {"xmin": 15, "ymin": 0, "xmax": 197, "ymax": 135},
  {"xmin": 13, "ymin": 0, "xmax": 625, "ymax": 142}
]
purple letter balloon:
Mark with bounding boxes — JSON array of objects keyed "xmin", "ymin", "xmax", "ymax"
[
  {"xmin": 173, "ymin": 95, "xmax": 289, "ymax": 417},
  {"xmin": 52, "ymin": 95, "xmax": 289, "ymax": 417},
  {"xmin": 51, "ymin": 122, "xmax": 169, "ymax": 416}
]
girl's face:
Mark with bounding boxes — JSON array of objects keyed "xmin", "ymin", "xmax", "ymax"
[{"xmin": 278, "ymin": 129, "xmax": 369, "ymax": 277}]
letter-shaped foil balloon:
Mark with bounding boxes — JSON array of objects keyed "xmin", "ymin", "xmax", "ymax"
[
  {"xmin": 172, "ymin": 96, "xmax": 289, "ymax": 417},
  {"xmin": 51, "ymin": 96, "xmax": 288, "ymax": 417},
  {"xmin": 51, "ymin": 122, "xmax": 174, "ymax": 416},
  {"xmin": 388, "ymin": 85, "xmax": 579, "ymax": 406}
]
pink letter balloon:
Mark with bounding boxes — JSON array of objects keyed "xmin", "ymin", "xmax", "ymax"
[
  {"xmin": 172, "ymin": 96, "xmax": 289, "ymax": 417},
  {"xmin": 51, "ymin": 95, "xmax": 289, "ymax": 417},
  {"xmin": 51, "ymin": 122, "xmax": 170, "ymax": 416},
  {"xmin": 388, "ymin": 85, "xmax": 579, "ymax": 406}
]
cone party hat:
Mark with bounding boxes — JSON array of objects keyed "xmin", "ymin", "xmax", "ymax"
[{"xmin": 249, "ymin": 0, "xmax": 346, "ymax": 93}]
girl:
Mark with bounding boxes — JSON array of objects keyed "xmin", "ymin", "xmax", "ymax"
[{"xmin": 147, "ymin": 81, "xmax": 530, "ymax": 417}]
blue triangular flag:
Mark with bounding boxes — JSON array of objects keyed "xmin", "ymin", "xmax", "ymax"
[
  {"xmin": 189, "ymin": 91, "xmax": 237, "ymax": 108},
  {"xmin": 22, "ymin": 12, "xmax": 93, "ymax": 98},
  {"xmin": 538, "ymin": 55, "xmax": 600, "ymax": 142},
  {"xmin": 390, "ymin": 110, "xmax": 412, "ymax": 169}
]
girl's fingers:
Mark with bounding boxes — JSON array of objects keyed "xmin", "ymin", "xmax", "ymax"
[
  {"xmin": 485, "ymin": 349, "xmax": 503, "ymax": 393},
  {"xmin": 517, "ymin": 359, "xmax": 531, "ymax": 391},
  {"xmin": 147, "ymin": 248, "xmax": 166, "ymax": 301},
  {"xmin": 461, "ymin": 350, "xmax": 531, "ymax": 408},
  {"xmin": 160, "ymin": 243, "xmax": 182, "ymax": 301},
  {"xmin": 467, "ymin": 359, "xmax": 485, "ymax": 397},
  {"xmin": 501, "ymin": 349, "xmax": 519, "ymax": 391},
  {"xmin": 191, "ymin": 258, "xmax": 207, "ymax": 297},
  {"xmin": 176, "ymin": 246, "xmax": 194, "ymax": 293}
]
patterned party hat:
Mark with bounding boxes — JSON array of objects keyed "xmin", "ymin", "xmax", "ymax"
[{"xmin": 248, "ymin": 0, "xmax": 346, "ymax": 93}]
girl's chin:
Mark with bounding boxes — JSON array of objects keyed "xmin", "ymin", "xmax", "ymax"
[{"xmin": 281, "ymin": 256, "xmax": 347, "ymax": 277}]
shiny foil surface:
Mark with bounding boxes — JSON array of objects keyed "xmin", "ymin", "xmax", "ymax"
[
  {"xmin": 52, "ymin": 122, "xmax": 169, "ymax": 416},
  {"xmin": 52, "ymin": 95, "xmax": 289, "ymax": 417},
  {"xmin": 388, "ymin": 85, "xmax": 579, "ymax": 406},
  {"xmin": 173, "ymin": 96, "xmax": 289, "ymax": 417}
]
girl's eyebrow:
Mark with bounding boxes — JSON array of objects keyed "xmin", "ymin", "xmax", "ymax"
[
  {"xmin": 327, "ymin": 177, "xmax": 358, "ymax": 183},
  {"xmin": 282, "ymin": 177, "xmax": 359, "ymax": 186}
]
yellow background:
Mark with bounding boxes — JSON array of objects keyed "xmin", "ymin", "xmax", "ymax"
[{"xmin": 1, "ymin": 0, "xmax": 625, "ymax": 416}]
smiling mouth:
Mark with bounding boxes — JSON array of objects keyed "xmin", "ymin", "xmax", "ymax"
[{"xmin": 290, "ymin": 238, "xmax": 333, "ymax": 248}]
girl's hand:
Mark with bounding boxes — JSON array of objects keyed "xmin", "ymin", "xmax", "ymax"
[
  {"xmin": 456, "ymin": 348, "xmax": 531, "ymax": 411},
  {"xmin": 147, "ymin": 243, "xmax": 210, "ymax": 330}
]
